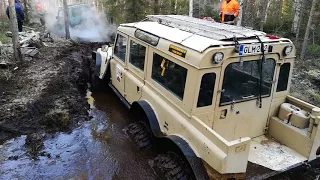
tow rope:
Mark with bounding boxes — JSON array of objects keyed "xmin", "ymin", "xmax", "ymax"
[{"xmin": 256, "ymin": 35, "xmax": 265, "ymax": 108}]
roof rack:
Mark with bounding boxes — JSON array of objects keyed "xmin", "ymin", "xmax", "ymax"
[{"xmin": 146, "ymin": 15, "xmax": 266, "ymax": 41}]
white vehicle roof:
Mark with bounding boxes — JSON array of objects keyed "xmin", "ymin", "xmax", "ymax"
[{"xmin": 120, "ymin": 15, "xmax": 291, "ymax": 52}]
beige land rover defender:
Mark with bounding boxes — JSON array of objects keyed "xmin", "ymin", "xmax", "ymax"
[{"xmin": 91, "ymin": 15, "xmax": 320, "ymax": 180}]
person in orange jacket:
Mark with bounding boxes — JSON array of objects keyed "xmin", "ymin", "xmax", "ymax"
[{"xmin": 220, "ymin": 0, "xmax": 240, "ymax": 24}]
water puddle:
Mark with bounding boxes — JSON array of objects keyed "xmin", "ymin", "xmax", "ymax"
[{"xmin": 0, "ymin": 89, "xmax": 158, "ymax": 180}]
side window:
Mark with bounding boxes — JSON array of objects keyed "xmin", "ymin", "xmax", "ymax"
[
  {"xmin": 277, "ymin": 63, "xmax": 291, "ymax": 92},
  {"xmin": 152, "ymin": 53, "xmax": 188, "ymax": 99},
  {"xmin": 129, "ymin": 41, "xmax": 146, "ymax": 71},
  {"xmin": 114, "ymin": 34, "xmax": 127, "ymax": 62},
  {"xmin": 197, "ymin": 73, "xmax": 216, "ymax": 107}
]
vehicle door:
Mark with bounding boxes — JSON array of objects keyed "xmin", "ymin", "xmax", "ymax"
[
  {"xmin": 213, "ymin": 54, "xmax": 278, "ymax": 141},
  {"xmin": 110, "ymin": 32, "xmax": 129, "ymax": 97},
  {"xmin": 124, "ymin": 38, "xmax": 148, "ymax": 104}
]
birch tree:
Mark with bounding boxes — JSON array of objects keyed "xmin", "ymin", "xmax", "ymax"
[
  {"xmin": 63, "ymin": 0, "xmax": 70, "ymax": 39},
  {"xmin": 292, "ymin": 0, "xmax": 302, "ymax": 33},
  {"xmin": 300, "ymin": 0, "xmax": 317, "ymax": 59},
  {"xmin": 22, "ymin": 0, "xmax": 28, "ymax": 23},
  {"xmin": 189, "ymin": 0, "xmax": 193, "ymax": 17},
  {"xmin": 8, "ymin": 0, "xmax": 22, "ymax": 61},
  {"xmin": 260, "ymin": 0, "xmax": 269, "ymax": 31},
  {"xmin": 237, "ymin": 0, "xmax": 244, "ymax": 26}
]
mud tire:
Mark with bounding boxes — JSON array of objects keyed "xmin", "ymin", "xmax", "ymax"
[
  {"xmin": 151, "ymin": 152, "xmax": 196, "ymax": 180},
  {"xmin": 126, "ymin": 121, "xmax": 152, "ymax": 149}
]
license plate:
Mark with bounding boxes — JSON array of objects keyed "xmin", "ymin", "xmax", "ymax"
[{"xmin": 239, "ymin": 44, "xmax": 271, "ymax": 56}]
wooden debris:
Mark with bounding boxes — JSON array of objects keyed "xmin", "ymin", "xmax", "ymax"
[{"xmin": 21, "ymin": 47, "xmax": 39, "ymax": 57}]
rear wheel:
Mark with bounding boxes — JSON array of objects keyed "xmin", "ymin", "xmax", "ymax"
[
  {"xmin": 150, "ymin": 152, "xmax": 196, "ymax": 180},
  {"xmin": 126, "ymin": 121, "xmax": 152, "ymax": 149}
]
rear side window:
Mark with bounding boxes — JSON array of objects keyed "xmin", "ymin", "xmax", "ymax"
[
  {"xmin": 152, "ymin": 53, "xmax": 187, "ymax": 100},
  {"xmin": 197, "ymin": 73, "xmax": 216, "ymax": 107},
  {"xmin": 129, "ymin": 41, "xmax": 146, "ymax": 71},
  {"xmin": 277, "ymin": 63, "xmax": 291, "ymax": 92},
  {"xmin": 114, "ymin": 34, "xmax": 127, "ymax": 62}
]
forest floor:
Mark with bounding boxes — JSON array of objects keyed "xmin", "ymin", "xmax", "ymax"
[{"xmin": 291, "ymin": 58, "xmax": 320, "ymax": 107}]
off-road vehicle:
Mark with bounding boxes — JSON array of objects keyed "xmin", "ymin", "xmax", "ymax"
[{"xmin": 91, "ymin": 15, "xmax": 320, "ymax": 179}]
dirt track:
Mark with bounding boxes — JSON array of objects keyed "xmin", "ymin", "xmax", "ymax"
[{"xmin": 0, "ymin": 42, "xmax": 98, "ymax": 143}]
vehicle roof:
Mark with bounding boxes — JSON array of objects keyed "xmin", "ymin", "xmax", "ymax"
[{"xmin": 120, "ymin": 15, "xmax": 291, "ymax": 52}]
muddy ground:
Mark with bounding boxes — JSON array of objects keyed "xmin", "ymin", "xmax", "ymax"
[{"xmin": 0, "ymin": 41, "xmax": 99, "ymax": 143}]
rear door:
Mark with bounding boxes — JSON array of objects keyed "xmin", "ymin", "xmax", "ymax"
[
  {"xmin": 213, "ymin": 54, "xmax": 278, "ymax": 141},
  {"xmin": 124, "ymin": 38, "xmax": 148, "ymax": 104}
]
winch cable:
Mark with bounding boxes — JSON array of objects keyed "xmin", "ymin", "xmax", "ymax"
[{"xmin": 256, "ymin": 35, "xmax": 265, "ymax": 108}]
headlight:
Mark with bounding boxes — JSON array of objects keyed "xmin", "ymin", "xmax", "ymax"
[
  {"xmin": 212, "ymin": 52, "xmax": 224, "ymax": 64},
  {"xmin": 283, "ymin": 46, "xmax": 293, "ymax": 56}
]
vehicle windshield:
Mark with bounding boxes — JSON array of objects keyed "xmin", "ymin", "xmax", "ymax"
[{"xmin": 220, "ymin": 59, "xmax": 275, "ymax": 106}]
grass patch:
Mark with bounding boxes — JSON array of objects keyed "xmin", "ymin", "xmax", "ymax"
[
  {"xmin": 0, "ymin": 21, "xmax": 10, "ymax": 44},
  {"xmin": 313, "ymin": 93, "xmax": 320, "ymax": 105}
]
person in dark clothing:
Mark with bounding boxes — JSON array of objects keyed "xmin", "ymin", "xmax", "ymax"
[{"xmin": 6, "ymin": 0, "xmax": 25, "ymax": 32}]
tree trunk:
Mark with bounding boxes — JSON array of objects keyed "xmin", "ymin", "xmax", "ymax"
[
  {"xmin": 23, "ymin": 0, "xmax": 28, "ymax": 23},
  {"xmin": 237, "ymin": 0, "xmax": 244, "ymax": 26},
  {"xmin": 8, "ymin": 0, "xmax": 22, "ymax": 61},
  {"xmin": 300, "ymin": 0, "xmax": 317, "ymax": 60},
  {"xmin": 0, "ymin": 0, "xmax": 4, "ymax": 17},
  {"xmin": 189, "ymin": 0, "xmax": 193, "ymax": 17},
  {"xmin": 246, "ymin": 0, "xmax": 255, "ymax": 27},
  {"xmin": 295, "ymin": 0, "xmax": 304, "ymax": 43},
  {"xmin": 260, "ymin": 0, "xmax": 268, "ymax": 31},
  {"xmin": 63, "ymin": 0, "xmax": 70, "ymax": 39},
  {"xmin": 174, "ymin": 0, "xmax": 177, "ymax": 14},
  {"xmin": 292, "ymin": 0, "xmax": 302, "ymax": 33},
  {"xmin": 154, "ymin": 0, "xmax": 159, "ymax": 14}
]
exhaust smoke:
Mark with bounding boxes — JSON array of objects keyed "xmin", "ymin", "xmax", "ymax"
[{"xmin": 37, "ymin": 0, "xmax": 116, "ymax": 42}]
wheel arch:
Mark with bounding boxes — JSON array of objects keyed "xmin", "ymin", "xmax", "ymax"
[{"xmin": 130, "ymin": 100, "xmax": 209, "ymax": 180}]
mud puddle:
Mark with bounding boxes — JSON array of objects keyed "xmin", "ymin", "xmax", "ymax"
[{"xmin": 0, "ymin": 89, "xmax": 159, "ymax": 180}]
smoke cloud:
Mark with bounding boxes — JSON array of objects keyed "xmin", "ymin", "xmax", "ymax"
[{"xmin": 37, "ymin": 0, "xmax": 116, "ymax": 42}]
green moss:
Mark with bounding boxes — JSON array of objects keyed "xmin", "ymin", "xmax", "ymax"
[{"xmin": 0, "ymin": 22, "xmax": 10, "ymax": 44}]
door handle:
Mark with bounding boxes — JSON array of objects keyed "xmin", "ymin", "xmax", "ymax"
[{"xmin": 137, "ymin": 86, "xmax": 140, "ymax": 93}]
